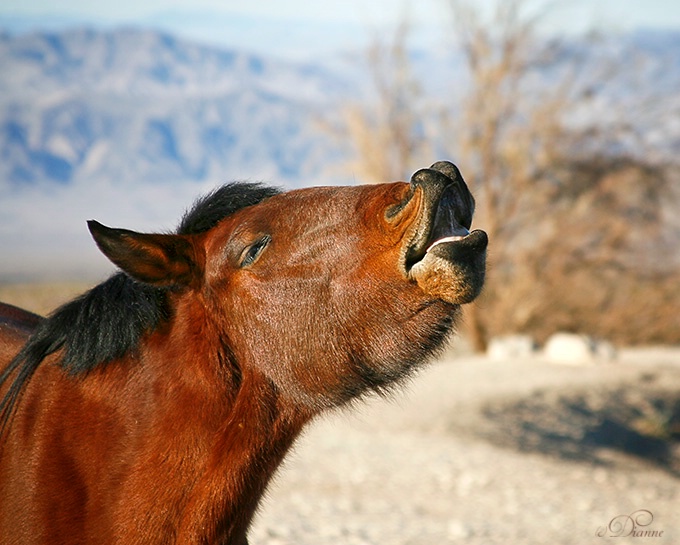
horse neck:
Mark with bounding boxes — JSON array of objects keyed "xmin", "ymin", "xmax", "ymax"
[
  {"xmin": 140, "ymin": 299, "xmax": 310, "ymax": 543},
  {"xmin": 193, "ymin": 372, "xmax": 308, "ymax": 543}
]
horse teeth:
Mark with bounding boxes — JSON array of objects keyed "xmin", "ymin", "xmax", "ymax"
[{"xmin": 426, "ymin": 235, "xmax": 467, "ymax": 252}]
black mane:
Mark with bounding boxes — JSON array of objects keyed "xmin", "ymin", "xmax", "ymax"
[
  {"xmin": 0, "ymin": 182, "xmax": 280, "ymax": 433},
  {"xmin": 177, "ymin": 183, "xmax": 280, "ymax": 235}
]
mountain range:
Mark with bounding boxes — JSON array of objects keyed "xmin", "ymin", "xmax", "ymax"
[
  {"xmin": 1, "ymin": 27, "xmax": 680, "ymax": 190},
  {"xmin": 0, "ymin": 26, "xmax": 679, "ymax": 280},
  {"xmin": 0, "ymin": 27, "xmax": 357, "ymax": 189}
]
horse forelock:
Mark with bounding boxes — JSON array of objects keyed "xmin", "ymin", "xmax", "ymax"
[
  {"xmin": 0, "ymin": 182, "xmax": 280, "ymax": 434},
  {"xmin": 177, "ymin": 182, "xmax": 281, "ymax": 235}
]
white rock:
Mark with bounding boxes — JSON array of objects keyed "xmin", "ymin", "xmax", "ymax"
[
  {"xmin": 544, "ymin": 333, "xmax": 616, "ymax": 364},
  {"xmin": 544, "ymin": 333, "xmax": 594, "ymax": 364},
  {"xmin": 487, "ymin": 335, "xmax": 536, "ymax": 360}
]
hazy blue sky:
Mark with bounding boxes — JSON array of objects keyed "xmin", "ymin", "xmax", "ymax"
[
  {"xmin": 3, "ymin": 0, "xmax": 679, "ymax": 59},
  {"xmin": 3, "ymin": 0, "xmax": 680, "ymax": 31}
]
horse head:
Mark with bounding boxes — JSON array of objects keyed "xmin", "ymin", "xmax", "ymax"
[{"xmin": 87, "ymin": 161, "xmax": 487, "ymax": 409}]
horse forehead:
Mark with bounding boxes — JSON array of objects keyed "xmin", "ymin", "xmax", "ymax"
[
  {"xmin": 206, "ymin": 182, "xmax": 407, "ymax": 244},
  {"xmin": 272, "ymin": 182, "xmax": 406, "ymax": 221}
]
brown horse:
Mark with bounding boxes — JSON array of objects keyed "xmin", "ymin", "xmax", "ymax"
[{"xmin": 0, "ymin": 161, "xmax": 486, "ymax": 545}]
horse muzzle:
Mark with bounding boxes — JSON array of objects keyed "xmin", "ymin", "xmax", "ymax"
[{"xmin": 402, "ymin": 161, "xmax": 488, "ymax": 305}]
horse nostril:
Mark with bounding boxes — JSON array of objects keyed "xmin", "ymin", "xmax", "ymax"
[{"xmin": 385, "ymin": 189, "xmax": 415, "ymax": 221}]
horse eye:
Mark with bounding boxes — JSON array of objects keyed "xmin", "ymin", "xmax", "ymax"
[{"xmin": 240, "ymin": 235, "xmax": 271, "ymax": 267}]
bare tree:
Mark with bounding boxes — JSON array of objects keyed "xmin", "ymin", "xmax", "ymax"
[
  {"xmin": 329, "ymin": 0, "xmax": 680, "ymax": 349},
  {"xmin": 444, "ymin": 0, "xmax": 680, "ymax": 349},
  {"xmin": 440, "ymin": 0, "xmax": 564, "ymax": 349},
  {"xmin": 335, "ymin": 19, "xmax": 428, "ymax": 183}
]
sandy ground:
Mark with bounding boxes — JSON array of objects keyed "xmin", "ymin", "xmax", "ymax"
[{"xmin": 250, "ymin": 347, "xmax": 680, "ymax": 545}]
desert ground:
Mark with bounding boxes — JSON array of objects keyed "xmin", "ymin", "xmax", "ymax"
[
  {"xmin": 249, "ymin": 346, "xmax": 680, "ymax": 545},
  {"xmin": 2, "ymin": 284, "xmax": 679, "ymax": 545}
]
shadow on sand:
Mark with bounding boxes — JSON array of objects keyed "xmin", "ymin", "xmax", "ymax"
[{"xmin": 480, "ymin": 382, "xmax": 680, "ymax": 476}]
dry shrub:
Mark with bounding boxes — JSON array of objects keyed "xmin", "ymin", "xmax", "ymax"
[
  {"xmin": 443, "ymin": 0, "xmax": 680, "ymax": 348},
  {"xmin": 480, "ymin": 158, "xmax": 680, "ymax": 345}
]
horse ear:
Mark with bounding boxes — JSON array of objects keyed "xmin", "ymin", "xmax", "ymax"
[{"xmin": 87, "ymin": 220, "xmax": 202, "ymax": 287}]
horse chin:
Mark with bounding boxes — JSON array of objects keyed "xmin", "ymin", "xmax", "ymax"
[{"xmin": 409, "ymin": 229, "xmax": 487, "ymax": 305}]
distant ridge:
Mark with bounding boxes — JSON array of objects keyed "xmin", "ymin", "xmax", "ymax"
[
  {"xmin": 1, "ymin": 27, "xmax": 679, "ymax": 189},
  {"xmin": 0, "ymin": 27, "xmax": 351, "ymax": 187},
  {"xmin": 0, "ymin": 26, "xmax": 678, "ymax": 281}
]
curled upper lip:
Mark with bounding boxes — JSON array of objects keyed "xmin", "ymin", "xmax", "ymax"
[{"xmin": 402, "ymin": 162, "xmax": 478, "ymax": 270}]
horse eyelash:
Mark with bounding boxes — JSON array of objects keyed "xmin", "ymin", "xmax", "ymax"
[{"xmin": 240, "ymin": 235, "xmax": 271, "ymax": 267}]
